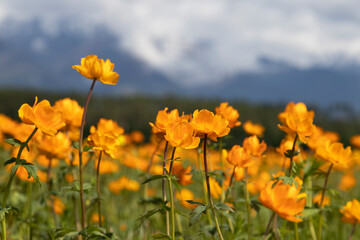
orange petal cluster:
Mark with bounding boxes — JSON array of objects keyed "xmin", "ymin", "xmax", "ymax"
[
  {"xmin": 340, "ymin": 199, "xmax": 360, "ymax": 224},
  {"xmin": 316, "ymin": 140, "xmax": 352, "ymax": 168},
  {"xmin": 164, "ymin": 120, "xmax": 200, "ymax": 149},
  {"xmin": 243, "ymin": 120, "xmax": 265, "ymax": 137},
  {"xmin": 54, "ymin": 98, "xmax": 83, "ymax": 128},
  {"xmin": 215, "ymin": 102, "xmax": 241, "ymax": 129}
]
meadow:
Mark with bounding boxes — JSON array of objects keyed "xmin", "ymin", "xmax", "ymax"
[{"xmin": 0, "ymin": 55, "xmax": 360, "ymax": 240}]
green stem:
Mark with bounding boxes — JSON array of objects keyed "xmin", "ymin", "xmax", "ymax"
[
  {"xmin": 78, "ymin": 79, "xmax": 96, "ymax": 231},
  {"xmin": 317, "ymin": 163, "xmax": 333, "ymax": 240},
  {"xmin": 288, "ymin": 134, "xmax": 298, "ymax": 178},
  {"xmin": 224, "ymin": 165, "xmax": 236, "ymax": 202},
  {"xmin": 1, "ymin": 126, "xmax": 38, "ymax": 240},
  {"xmin": 162, "ymin": 141, "xmax": 169, "ymax": 235},
  {"xmin": 197, "ymin": 148, "xmax": 212, "ymax": 225},
  {"xmin": 295, "ymin": 222, "xmax": 299, "ymax": 240},
  {"xmin": 264, "ymin": 212, "xmax": 275, "ymax": 239},
  {"xmin": 203, "ymin": 134, "xmax": 224, "ymax": 240},
  {"xmin": 245, "ymin": 168, "xmax": 251, "ymax": 240},
  {"xmin": 26, "ymin": 182, "xmax": 33, "ymax": 240},
  {"xmin": 168, "ymin": 147, "xmax": 177, "ymax": 175},
  {"xmin": 167, "ymin": 177, "xmax": 175, "ymax": 239},
  {"xmin": 175, "ymin": 212, "xmax": 183, "ymax": 235},
  {"xmin": 96, "ymin": 151, "xmax": 103, "ymax": 227},
  {"xmin": 348, "ymin": 223, "xmax": 356, "ymax": 240}
]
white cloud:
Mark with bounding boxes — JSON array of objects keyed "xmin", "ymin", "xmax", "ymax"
[{"xmin": 1, "ymin": 0, "xmax": 360, "ymax": 85}]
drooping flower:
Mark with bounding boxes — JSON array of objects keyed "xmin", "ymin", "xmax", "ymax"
[
  {"xmin": 54, "ymin": 98, "xmax": 83, "ymax": 128},
  {"xmin": 72, "ymin": 55, "xmax": 119, "ymax": 85},
  {"xmin": 258, "ymin": 176, "xmax": 306, "ymax": 222},
  {"xmin": 215, "ymin": 102, "xmax": 241, "ymax": 129},
  {"xmin": 226, "ymin": 145, "xmax": 252, "ymax": 168},
  {"xmin": 164, "ymin": 120, "xmax": 200, "ymax": 149},
  {"xmin": 191, "ymin": 109, "xmax": 230, "ymax": 141},
  {"xmin": 340, "ymin": 199, "xmax": 360, "ymax": 224},
  {"xmin": 243, "ymin": 120, "xmax": 265, "ymax": 137},
  {"xmin": 18, "ymin": 97, "xmax": 65, "ymax": 136},
  {"xmin": 316, "ymin": 140, "xmax": 352, "ymax": 168},
  {"xmin": 278, "ymin": 102, "xmax": 316, "ymax": 143},
  {"xmin": 243, "ymin": 135, "xmax": 267, "ymax": 157}
]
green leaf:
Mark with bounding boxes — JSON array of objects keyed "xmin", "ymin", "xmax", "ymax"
[
  {"xmin": 303, "ymin": 158, "xmax": 323, "ymax": 180},
  {"xmin": 5, "ymin": 138, "xmax": 22, "ymax": 147},
  {"xmin": 3, "ymin": 157, "xmax": 16, "ymax": 166},
  {"xmin": 82, "ymin": 145, "xmax": 93, "ymax": 152},
  {"xmin": 152, "ymin": 233, "xmax": 172, "ymax": 239},
  {"xmin": 142, "ymin": 175, "xmax": 168, "ymax": 185},
  {"xmin": 22, "ymin": 163, "xmax": 40, "ymax": 183},
  {"xmin": 54, "ymin": 228, "xmax": 78, "ymax": 239},
  {"xmin": 72, "ymin": 141, "xmax": 80, "ymax": 149},
  {"xmin": 66, "ymin": 181, "xmax": 93, "ymax": 192},
  {"xmin": 214, "ymin": 203, "xmax": 234, "ymax": 213},
  {"xmin": 272, "ymin": 176, "xmax": 299, "ymax": 188},
  {"xmin": 300, "ymin": 208, "xmax": 321, "ymax": 219},
  {"xmin": 284, "ymin": 149, "xmax": 299, "ymax": 158},
  {"xmin": 0, "ymin": 206, "xmax": 18, "ymax": 221},
  {"xmin": 137, "ymin": 208, "xmax": 163, "ymax": 227},
  {"xmin": 189, "ymin": 205, "xmax": 208, "ymax": 227},
  {"xmin": 10, "ymin": 164, "xmax": 20, "ymax": 176},
  {"xmin": 185, "ymin": 200, "xmax": 205, "ymax": 206}
]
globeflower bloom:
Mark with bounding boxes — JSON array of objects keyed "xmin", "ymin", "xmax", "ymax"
[
  {"xmin": 191, "ymin": 109, "xmax": 230, "ymax": 141},
  {"xmin": 316, "ymin": 140, "xmax": 352, "ymax": 168},
  {"xmin": 226, "ymin": 145, "xmax": 252, "ymax": 168},
  {"xmin": 340, "ymin": 199, "xmax": 360, "ymax": 224},
  {"xmin": 72, "ymin": 55, "xmax": 119, "ymax": 85},
  {"xmin": 54, "ymin": 98, "xmax": 83, "ymax": 128},
  {"xmin": 215, "ymin": 102, "xmax": 241, "ymax": 128},
  {"xmin": 278, "ymin": 102, "xmax": 316, "ymax": 143},
  {"xmin": 243, "ymin": 135, "xmax": 267, "ymax": 157},
  {"xmin": 243, "ymin": 120, "xmax": 265, "ymax": 137},
  {"xmin": 149, "ymin": 108, "xmax": 185, "ymax": 137},
  {"xmin": 18, "ymin": 97, "xmax": 65, "ymax": 136},
  {"xmin": 258, "ymin": 177, "xmax": 306, "ymax": 222},
  {"xmin": 164, "ymin": 120, "xmax": 200, "ymax": 149},
  {"xmin": 175, "ymin": 189, "xmax": 196, "ymax": 209}
]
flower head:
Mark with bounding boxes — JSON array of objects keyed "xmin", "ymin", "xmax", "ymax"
[
  {"xmin": 226, "ymin": 145, "xmax": 252, "ymax": 168},
  {"xmin": 191, "ymin": 109, "xmax": 230, "ymax": 141},
  {"xmin": 175, "ymin": 189, "xmax": 196, "ymax": 209},
  {"xmin": 164, "ymin": 120, "xmax": 200, "ymax": 149},
  {"xmin": 243, "ymin": 120, "xmax": 265, "ymax": 137},
  {"xmin": 243, "ymin": 135, "xmax": 267, "ymax": 157},
  {"xmin": 340, "ymin": 199, "xmax": 360, "ymax": 224},
  {"xmin": 258, "ymin": 176, "xmax": 306, "ymax": 222},
  {"xmin": 149, "ymin": 108, "xmax": 186, "ymax": 137},
  {"xmin": 215, "ymin": 102, "xmax": 241, "ymax": 128},
  {"xmin": 72, "ymin": 55, "xmax": 119, "ymax": 85},
  {"xmin": 316, "ymin": 140, "xmax": 352, "ymax": 168},
  {"xmin": 18, "ymin": 97, "xmax": 65, "ymax": 136},
  {"xmin": 278, "ymin": 102, "xmax": 316, "ymax": 143},
  {"xmin": 54, "ymin": 98, "xmax": 83, "ymax": 128}
]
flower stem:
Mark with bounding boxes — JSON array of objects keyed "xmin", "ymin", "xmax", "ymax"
[
  {"xmin": 78, "ymin": 79, "xmax": 96, "ymax": 230},
  {"xmin": 264, "ymin": 212, "xmax": 275, "ymax": 240},
  {"xmin": 245, "ymin": 168, "xmax": 251, "ymax": 240},
  {"xmin": 1, "ymin": 126, "xmax": 38, "ymax": 240},
  {"xmin": 162, "ymin": 141, "xmax": 170, "ymax": 235},
  {"xmin": 348, "ymin": 223, "xmax": 357, "ymax": 240},
  {"xmin": 96, "ymin": 151, "xmax": 103, "ymax": 227},
  {"xmin": 197, "ymin": 148, "xmax": 212, "ymax": 225},
  {"xmin": 203, "ymin": 134, "xmax": 224, "ymax": 240},
  {"xmin": 317, "ymin": 163, "xmax": 333, "ymax": 240},
  {"xmin": 224, "ymin": 165, "xmax": 236, "ymax": 202},
  {"xmin": 168, "ymin": 147, "xmax": 177, "ymax": 175},
  {"xmin": 167, "ymin": 177, "xmax": 175, "ymax": 239},
  {"xmin": 288, "ymin": 134, "xmax": 298, "ymax": 178}
]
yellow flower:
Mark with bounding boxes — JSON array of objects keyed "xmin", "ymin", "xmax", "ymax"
[
  {"xmin": 87, "ymin": 131, "xmax": 118, "ymax": 158},
  {"xmin": 37, "ymin": 132, "xmax": 71, "ymax": 159},
  {"xmin": 258, "ymin": 177, "xmax": 306, "ymax": 222},
  {"xmin": 149, "ymin": 108, "xmax": 185, "ymax": 136},
  {"xmin": 338, "ymin": 171, "xmax": 356, "ymax": 192},
  {"xmin": 243, "ymin": 120, "xmax": 265, "ymax": 137},
  {"xmin": 209, "ymin": 178, "xmax": 223, "ymax": 199},
  {"xmin": 18, "ymin": 97, "xmax": 65, "ymax": 136},
  {"xmin": 243, "ymin": 135, "xmax": 267, "ymax": 157},
  {"xmin": 175, "ymin": 189, "xmax": 196, "ymax": 209},
  {"xmin": 171, "ymin": 162, "xmax": 193, "ymax": 186},
  {"xmin": 191, "ymin": 109, "xmax": 230, "ymax": 141},
  {"xmin": 226, "ymin": 145, "xmax": 252, "ymax": 168},
  {"xmin": 340, "ymin": 199, "xmax": 360, "ymax": 224},
  {"xmin": 316, "ymin": 140, "xmax": 352, "ymax": 168},
  {"xmin": 350, "ymin": 135, "xmax": 360, "ymax": 149},
  {"xmin": 94, "ymin": 158, "xmax": 119, "ymax": 174},
  {"xmin": 164, "ymin": 120, "xmax": 200, "ymax": 149},
  {"xmin": 307, "ymin": 126, "xmax": 339, "ymax": 150},
  {"xmin": 72, "ymin": 55, "xmax": 119, "ymax": 85},
  {"xmin": 90, "ymin": 118, "xmax": 124, "ymax": 138},
  {"xmin": 215, "ymin": 102, "xmax": 241, "ymax": 128},
  {"xmin": 54, "ymin": 98, "xmax": 83, "ymax": 128},
  {"xmin": 278, "ymin": 102, "xmax": 316, "ymax": 143},
  {"xmin": 108, "ymin": 177, "xmax": 140, "ymax": 194},
  {"xmin": 313, "ymin": 193, "xmax": 330, "ymax": 207}
]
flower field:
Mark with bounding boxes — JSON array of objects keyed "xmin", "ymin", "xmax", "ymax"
[{"xmin": 0, "ymin": 55, "xmax": 360, "ymax": 240}]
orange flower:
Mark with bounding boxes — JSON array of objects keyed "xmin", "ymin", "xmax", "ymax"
[
  {"xmin": 52, "ymin": 196, "xmax": 65, "ymax": 215},
  {"xmin": 278, "ymin": 102, "xmax": 316, "ymax": 143},
  {"xmin": 258, "ymin": 177, "xmax": 306, "ymax": 222},
  {"xmin": 247, "ymin": 171, "xmax": 271, "ymax": 194},
  {"xmin": 340, "ymin": 199, "xmax": 360, "ymax": 224},
  {"xmin": 72, "ymin": 55, "xmax": 119, "ymax": 85},
  {"xmin": 171, "ymin": 162, "xmax": 193, "ymax": 185},
  {"xmin": 313, "ymin": 193, "xmax": 330, "ymax": 207},
  {"xmin": 350, "ymin": 135, "xmax": 360, "ymax": 149},
  {"xmin": 164, "ymin": 120, "xmax": 200, "ymax": 149},
  {"xmin": 215, "ymin": 102, "xmax": 241, "ymax": 128},
  {"xmin": 307, "ymin": 126, "xmax": 339, "ymax": 150},
  {"xmin": 90, "ymin": 118, "xmax": 124, "ymax": 138},
  {"xmin": 226, "ymin": 145, "xmax": 252, "ymax": 168},
  {"xmin": 243, "ymin": 135, "xmax": 267, "ymax": 157},
  {"xmin": 54, "ymin": 98, "xmax": 83, "ymax": 128},
  {"xmin": 37, "ymin": 132, "xmax": 71, "ymax": 159},
  {"xmin": 149, "ymin": 108, "xmax": 185, "ymax": 136},
  {"xmin": 95, "ymin": 159, "xmax": 119, "ymax": 174},
  {"xmin": 243, "ymin": 120, "xmax": 265, "ymax": 137},
  {"xmin": 129, "ymin": 131, "xmax": 145, "ymax": 143},
  {"xmin": 87, "ymin": 131, "xmax": 118, "ymax": 158},
  {"xmin": 18, "ymin": 97, "xmax": 65, "ymax": 136},
  {"xmin": 316, "ymin": 140, "xmax": 352, "ymax": 168},
  {"xmin": 191, "ymin": 109, "xmax": 230, "ymax": 141},
  {"xmin": 339, "ymin": 171, "xmax": 356, "ymax": 191},
  {"xmin": 91, "ymin": 213, "xmax": 105, "ymax": 223},
  {"xmin": 108, "ymin": 177, "xmax": 140, "ymax": 194},
  {"xmin": 209, "ymin": 178, "xmax": 223, "ymax": 199},
  {"xmin": 175, "ymin": 189, "xmax": 196, "ymax": 209}
]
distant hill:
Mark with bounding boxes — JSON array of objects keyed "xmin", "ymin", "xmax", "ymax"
[{"xmin": 0, "ymin": 21, "xmax": 360, "ymax": 109}]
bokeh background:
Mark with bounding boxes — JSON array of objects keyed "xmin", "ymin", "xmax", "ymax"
[{"xmin": 1, "ymin": 0, "xmax": 360, "ymax": 144}]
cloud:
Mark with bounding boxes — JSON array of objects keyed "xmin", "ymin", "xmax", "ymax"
[{"xmin": 1, "ymin": 0, "xmax": 360, "ymax": 85}]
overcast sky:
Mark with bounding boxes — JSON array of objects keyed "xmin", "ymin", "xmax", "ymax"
[{"xmin": 1, "ymin": 0, "xmax": 360, "ymax": 85}]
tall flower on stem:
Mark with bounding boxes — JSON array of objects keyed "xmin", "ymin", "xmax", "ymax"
[
  {"xmin": 340, "ymin": 199, "xmax": 360, "ymax": 240},
  {"xmin": 191, "ymin": 109, "xmax": 230, "ymax": 240},
  {"xmin": 73, "ymin": 55, "xmax": 119, "ymax": 231}
]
